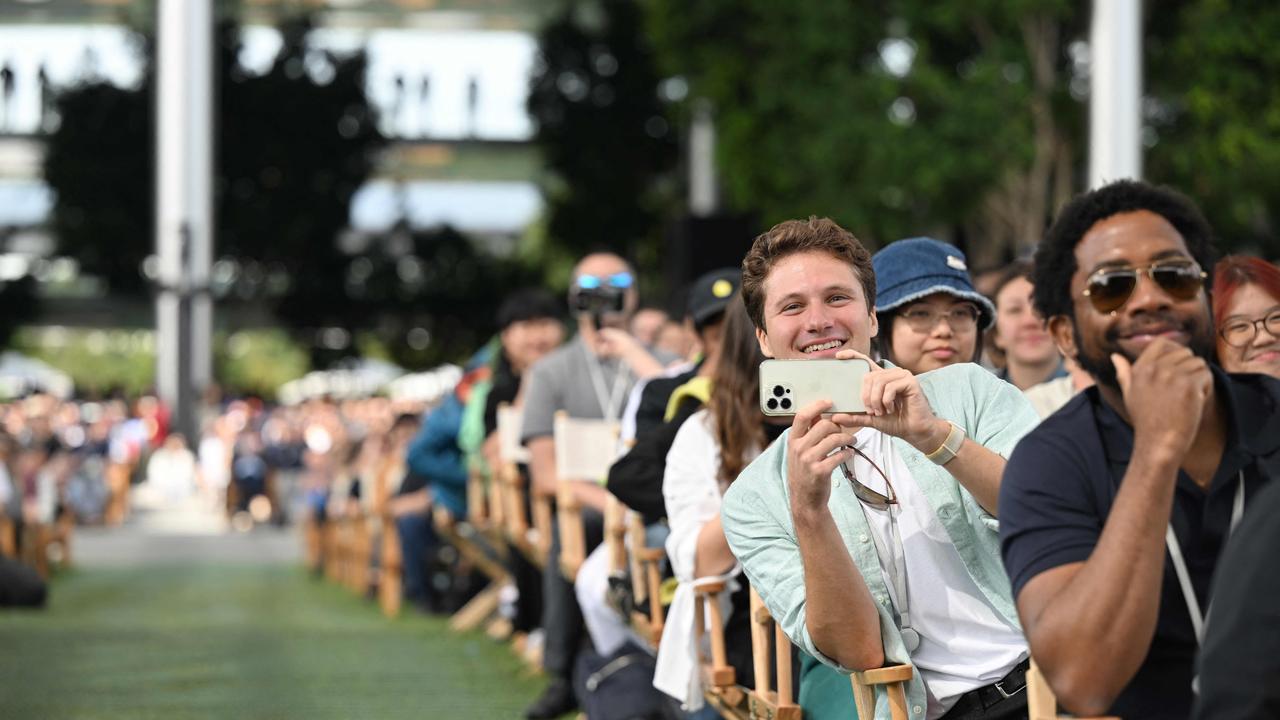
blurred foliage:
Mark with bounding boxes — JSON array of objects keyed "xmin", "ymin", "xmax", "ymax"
[
  {"xmin": 300, "ymin": 223, "xmax": 547, "ymax": 370},
  {"xmin": 14, "ymin": 327, "xmax": 156, "ymax": 396},
  {"xmin": 1146, "ymin": 1, "xmax": 1280, "ymax": 258},
  {"xmin": 645, "ymin": 0, "xmax": 1083, "ymax": 268},
  {"xmin": 215, "ymin": 329, "xmax": 311, "ymax": 397},
  {"xmin": 645, "ymin": 1, "xmax": 1280, "ymax": 264},
  {"xmin": 527, "ymin": 0, "xmax": 679, "ymax": 271},
  {"xmin": 13, "ymin": 327, "xmax": 311, "ymax": 398},
  {"xmin": 44, "ymin": 68, "xmax": 154, "ymax": 294}
]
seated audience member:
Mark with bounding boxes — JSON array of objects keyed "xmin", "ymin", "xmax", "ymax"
[
  {"xmin": 655, "ymin": 319, "xmax": 698, "ymax": 361},
  {"xmin": 520, "ymin": 252, "xmax": 670, "ymax": 720},
  {"xmin": 619, "ymin": 268, "xmax": 738, "ymax": 444},
  {"xmin": 654, "ymin": 297, "xmax": 777, "ymax": 710},
  {"xmin": 871, "ymin": 237, "xmax": 995, "ymax": 375},
  {"xmin": 986, "ymin": 260, "xmax": 1067, "ymax": 390},
  {"xmin": 576, "ymin": 269, "xmax": 739, "ymax": 662},
  {"xmin": 608, "ymin": 267, "xmax": 740, "ymax": 522},
  {"xmin": 1192, "ymin": 479, "xmax": 1280, "ymax": 720},
  {"xmin": 471, "ymin": 289, "xmax": 565, "ymax": 642},
  {"xmin": 630, "ymin": 306, "xmax": 669, "ymax": 350},
  {"xmin": 999, "ymin": 180, "xmax": 1280, "ymax": 718},
  {"xmin": 1212, "ymin": 254, "xmax": 1280, "ymax": 378},
  {"xmin": 722, "ymin": 218, "xmax": 1039, "ymax": 720},
  {"xmin": 1021, "ymin": 356, "xmax": 1093, "ymax": 420}
]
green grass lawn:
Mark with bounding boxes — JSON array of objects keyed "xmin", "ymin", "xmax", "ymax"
[{"xmin": 0, "ymin": 564, "xmax": 546, "ymax": 719}]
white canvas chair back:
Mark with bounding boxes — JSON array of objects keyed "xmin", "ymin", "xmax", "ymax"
[
  {"xmin": 552, "ymin": 413, "xmax": 619, "ymax": 481},
  {"xmin": 497, "ymin": 404, "xmax": 531, "ymax": 464}
]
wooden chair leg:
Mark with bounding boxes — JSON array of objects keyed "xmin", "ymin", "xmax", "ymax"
[
  {"xmin": 747, "ymin": 588, "xmax": 801, "ymax": 720},
  {"xmin": 379, "ymin": 517, "xmax": 402, "ymax": 618}
]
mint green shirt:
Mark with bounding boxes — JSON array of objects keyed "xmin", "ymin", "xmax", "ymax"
[{"xmin": 721, "ymin": 362, "xmax": 1039, "ymax": 720}]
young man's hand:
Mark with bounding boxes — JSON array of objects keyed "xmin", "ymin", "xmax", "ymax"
[
  {"xmin": 829, "ymin": 349, "xmax": 950, "ymax": 454},
  {"xmin": 786, "ymin": 399, "xmax": 855, "ymax": 519}
]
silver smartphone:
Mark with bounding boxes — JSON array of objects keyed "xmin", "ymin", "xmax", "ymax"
[{"xmin": 759, "ymin": 358, "xmax": 873, "ymax": 416}]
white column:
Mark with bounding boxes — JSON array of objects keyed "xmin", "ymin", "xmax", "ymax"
[
  {"xmin": 1089, "ymin": 0, "xmax": 1143, "ymax": 189},
  {"xmin": 688, "ymin": 99, "xmax": 718, "ymax": 217},
  {"xmin": 156, "ymin": 0, "xmax": 213, "ymax": 438}
]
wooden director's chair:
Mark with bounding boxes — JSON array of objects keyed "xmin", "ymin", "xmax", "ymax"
[
  {"xmin": 747, "ymin": 587, "xmax": 803, "ymax": 720},
  {"xmin": 1026, "ymin": 659, "xmax": 1121, "ymax": 720},
  {"xmin": 551, "ymin": 411, "xmax": 619, "ymax": 582},
  {"xmin": 19, "ymin": 513, "xmax": 74, "ymax": 580},
  {"xmin": 496, "ymin": 403, "xmax": 548, "ymax": 568},
  {"xmin": 745, "ymin": 587, "xmax": 917, "ymax": 720}
]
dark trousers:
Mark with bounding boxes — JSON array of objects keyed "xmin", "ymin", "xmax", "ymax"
[
  {"xmin": 396, "ymin": 513, "xmax": 438, "ymax": 606},
  {"xmin": 541, "ymin": 506, "xmax": 604, "ymax": 678},
  {"xmin": 508, "ymin": 539, "xmax": 543, "ymax": 633}
]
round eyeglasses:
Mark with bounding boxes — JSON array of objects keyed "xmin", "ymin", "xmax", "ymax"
[
  {"xmin": 1219, "ymin": 308, "xmax": 1280, "ymax": 348},
  {"xmin": 897, "ymin": 303, "xmax": 980, "ymax": 333}
]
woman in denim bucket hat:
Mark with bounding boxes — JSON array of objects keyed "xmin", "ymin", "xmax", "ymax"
[{"xmin": 872, "ymin": 238, "xmax": 995, "ymax": 375}]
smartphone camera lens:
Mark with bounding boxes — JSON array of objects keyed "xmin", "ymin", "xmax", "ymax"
[
  {"xmin": 780, "ymin": 398, "xmax": 792, "ymax": 411},
  {"xmin": 772, "ymin": 385, "xmax": 785, "ymax": 398},
  {"xmin": 766, "ymin": 398, "xmax": 778, "ymax": 411}
]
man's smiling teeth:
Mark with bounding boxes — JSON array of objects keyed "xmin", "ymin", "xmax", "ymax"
[{"xmin": 803, "ymin": 340, "xmax": 843, "ymax": 353}]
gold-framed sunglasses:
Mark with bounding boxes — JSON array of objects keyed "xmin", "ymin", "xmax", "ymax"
[{"xmin": 1081, "ymin": 260, "xmax": 1206, "ymax": 315}]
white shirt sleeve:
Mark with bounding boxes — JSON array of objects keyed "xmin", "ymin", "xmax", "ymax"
[{"xmin": 662, "ymin": 410, "xmax": 723, "ymax": 582}]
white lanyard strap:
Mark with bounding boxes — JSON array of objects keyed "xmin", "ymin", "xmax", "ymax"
[
  {"xmin": 1165, "ymin": 471, "xmax": 1246, "ymax": 644},
  {"xmin": 581, "ymin": 342, "xmax": 628, "ymax": 423},
  {"xmin": 885, "ymin": 504, "xmax": 916, "ymax": 646}
]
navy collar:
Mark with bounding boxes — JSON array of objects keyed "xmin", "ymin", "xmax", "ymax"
[{"xmin": 1086, "ymin": 365, "xmax": 1280, "ymax": 494}]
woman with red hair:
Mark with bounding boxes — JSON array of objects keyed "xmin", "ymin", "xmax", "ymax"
[{"xmin": 1213, "ymin": 255, "xmax": 1280, "ymax": 378}]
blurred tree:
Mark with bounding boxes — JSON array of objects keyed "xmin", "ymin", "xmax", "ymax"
[
  {"xmin": 645, "ymin": 0, "xmax": 1086, "ymax": 266},
  {"xmin": 218, "ymin": 15, "xmax": 384, "ymax": 319},
  {"xmin": 44, "ymin": 63, "xmax": 153, "ymax": 294},
  {"xmin": 303, "ymin": 222, "xmax": 545, "ymax": 369},
  {"xmin": 1146, "ymin": 1, "xmax": 1280, "ymax": 258},
  {"xmin": 527, "ymin": 0, "xmax": 679, "ymax": 273}
]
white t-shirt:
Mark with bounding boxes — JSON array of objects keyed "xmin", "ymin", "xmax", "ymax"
[{"xmin": 846, "ymin": 428, "xmax": 1027, "ymax": 719}]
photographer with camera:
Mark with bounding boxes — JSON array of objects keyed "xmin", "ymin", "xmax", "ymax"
[{"xmin": 518, "ymin": 251, "xmax": 673, "ymax": 719}]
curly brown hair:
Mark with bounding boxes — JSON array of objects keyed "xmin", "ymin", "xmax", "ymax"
[
  {"xmin": 741, "ymin": 217, "xmax": 877, "ymax": 332},
  {"xmin": 708, "ymin": 296, "xmax": 768, "ymax": 487}
]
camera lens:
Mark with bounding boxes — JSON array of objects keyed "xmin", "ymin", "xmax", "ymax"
[
  {"xmin": 773, "ymin": 385, "xmax": 785, "ymax": 398},
  {"xmin": 766, "ymin": 398, "xmax": 778, "ymax": 411},
  {"xmin": 780, "ymin": 398, "xmax": 792, "ymax": 411}
]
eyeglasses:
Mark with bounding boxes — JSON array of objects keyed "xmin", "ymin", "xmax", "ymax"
[
  {"xmin": 576, "ymin": 272, "xmax": 633, "ymax": 290},
  {"xmin": 898, "ymin": 303, "xmax": 979, "ymax": 333},
  {"xmin": 1219, "ymin": 308, "xmax": 1280, "ymax": 348},
  {"xmin": 840, "ymin": 444, "xmax": 897, "ymax": 509},
  {"xmin": 1081, "ymin": 260, "xmax": 1206, "ymax": 315}
]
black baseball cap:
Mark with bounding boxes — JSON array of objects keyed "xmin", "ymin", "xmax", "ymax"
[{"xmin": 688, "ymin": 268, "xmax": 740, "ymax": 328}]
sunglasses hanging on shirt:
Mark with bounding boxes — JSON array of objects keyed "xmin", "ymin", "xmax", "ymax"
[{"xmin": 842, "ymin": 444, "xmax": 921, "ymax": 653}]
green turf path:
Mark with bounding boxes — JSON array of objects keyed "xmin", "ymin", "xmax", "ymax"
[{"xmin": 0, "ymin": 564, "xmax": 545, "ymax": 719}]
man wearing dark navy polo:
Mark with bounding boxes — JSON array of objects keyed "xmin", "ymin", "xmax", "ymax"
[{"xmin": 998, "ymin": 181, "xmax": 1280, "ymax": 720}]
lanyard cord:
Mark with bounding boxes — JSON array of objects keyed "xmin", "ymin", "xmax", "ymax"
[
  {"xmin": 1165, "ymin": 471, "xmax": 1245, "ymax": 644},
  {"xmin": 849, "ymin": 439, "xmax": 919, "ymax": 651},
  {"xmin": 581, "ymin": 342, "xmax": 629, "ymax": 423},
  {"xmin": 884, "ymin": 503, "xmax": 915, "ymax": 647}
]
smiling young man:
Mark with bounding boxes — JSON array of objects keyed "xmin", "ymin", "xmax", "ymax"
[
  {"xmin": 720, "ymin": 217, "xmax": 1040, "ymax": 720},
  {"xmin": 999, "ymin": 181, "xmax": 1280, "ymax": 719}
]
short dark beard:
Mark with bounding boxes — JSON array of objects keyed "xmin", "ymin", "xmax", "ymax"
[{"xmin": 1071, "ymin": 312, "xmax": 1217, "ymax": 390}]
